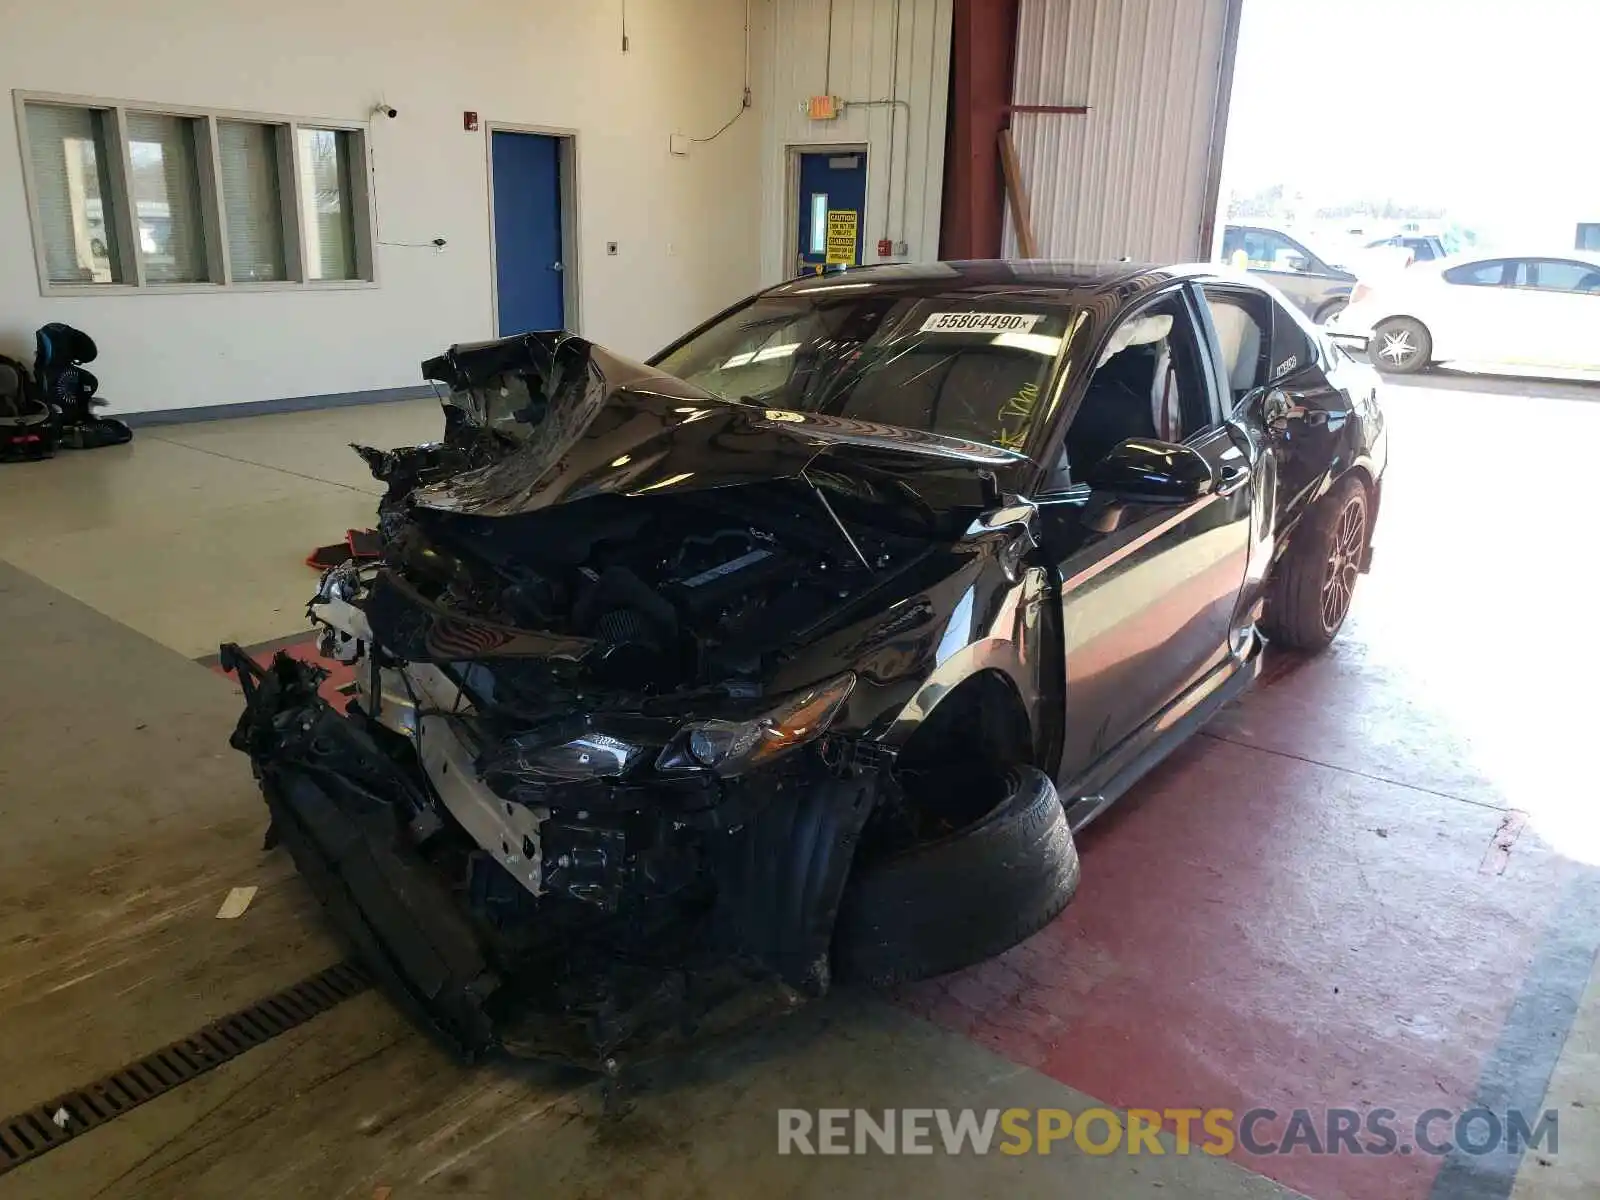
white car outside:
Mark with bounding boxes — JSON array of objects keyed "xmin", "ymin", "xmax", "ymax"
[{"xmin": 1332, "ymin": 251, "xmax": 1600, "ymax": 375}]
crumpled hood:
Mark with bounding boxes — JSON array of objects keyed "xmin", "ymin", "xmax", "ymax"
[{"xmin": 412, "ymin": 332, "xmax": 1025, "ymax": 518}]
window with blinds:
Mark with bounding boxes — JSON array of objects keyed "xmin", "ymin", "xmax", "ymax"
[
  {"xmin": 297, "ymin": 128, "xmax": 358, "ymax": 281},
  {"xmin": 17, "ymin": 93, "xmax": 373, "ymax": 293},
  {"xmin": 126, "ymin": 112, "xmax": 208, "ymax": 283},
  {"xmin": 218, "ymin": 121, "xmax": 286, "ymax": 281},
  {"xmin": 23, "ymin": 103, "xmax": 123, "ymax": 285}
]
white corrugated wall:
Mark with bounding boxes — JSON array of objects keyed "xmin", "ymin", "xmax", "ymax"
[
  {"xmin": 755, "ymin": 0, "xmax": 953, "ymax": 282},
  {"xmin": 1007, "ymin": 0, "xmax": 1233, "ymax": 263}
]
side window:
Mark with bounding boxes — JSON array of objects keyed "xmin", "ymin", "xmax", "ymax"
[
  {"xmin": 1046, "ymin": 293, "xmax": 1213, "ymax": 490},
  {"xmin": 1200, "ymin": 286, "xmax": 1271, "ymax": 402},
  {"xmin": 1240, "ymin": 229, "xmax": 1310, "ymax": 273},
  {"xmin": 1520, "ymin": 259, "xmax": 1600, "ymax": 293},
  {"xmin": 1442, "ymin": 259, "xmax": 1510, "ymax": 286},
  {"xmin": 1268, "ymin": 299, "xmax": 1318, "ymax": 382}
]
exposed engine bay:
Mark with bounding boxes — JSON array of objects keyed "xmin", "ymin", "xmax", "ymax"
[
  {"xmin": 223, "ymin": 331, "xmax": 1049, "ymax": 1074},
  {"xmin": 382, "ymin": 483, "xmax": 909, "ymax": 700}
]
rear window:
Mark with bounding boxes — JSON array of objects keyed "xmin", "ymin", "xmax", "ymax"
[
  {"xmin": 1517, "ymin": 259, "xmax": 1600, "ymax": 292},
  {"xmin": 655, "ymin": 294, "xmax": 1082, "ymax": 452}
]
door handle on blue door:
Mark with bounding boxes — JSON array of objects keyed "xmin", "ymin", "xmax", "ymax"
[
  {"xmin": 1216, "ymin": 463, "xmax": 1251, "ymax": 496},
  {"xmin": 550, "ymin": 261, "xmax": 563, "ymax": 272}
]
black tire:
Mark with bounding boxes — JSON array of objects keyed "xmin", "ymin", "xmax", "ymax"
[
  {"xmin": 1314, "ymin": 298, "xmax": 1349, "ymax": 326},
  {"xmin": 1261, "ymin": 475, "xmax": 1370, "ymax": 651},
  {"xmin": 833, "ymin": 766, "xmax": 1079, "ymax": 986},
  {"xmin": 1369, "ymin": 316, "xmax": 1431, "ymax": 373}
]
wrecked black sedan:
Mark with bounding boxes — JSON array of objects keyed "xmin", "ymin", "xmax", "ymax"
[{"xmin": 225, "ymin": 262, "xmax": 1385, "ymax": 1069}]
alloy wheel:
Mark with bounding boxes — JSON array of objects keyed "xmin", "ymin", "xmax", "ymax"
[
  {"xmin": 1375, "ymin": 328, "xmax": 1420, "ymax": 368},
  {"xmin": 1320, "ymin": 494, "xmax": 1367, "ymax": 633}
]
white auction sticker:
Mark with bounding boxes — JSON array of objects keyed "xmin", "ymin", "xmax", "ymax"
[{"xmin": 919, "ymin": 311, "xmax": 1044, "ymax": 335}]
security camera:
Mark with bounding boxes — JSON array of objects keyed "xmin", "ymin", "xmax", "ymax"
[{"xmin": 373, "ymin": 103, "xmax": 398, "ymax": 119}]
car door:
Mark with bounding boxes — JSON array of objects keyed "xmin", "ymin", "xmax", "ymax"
[
  {"xmin": 1234, "ymin": 226, "xmax": 1339, "ymax": 318},
  {"xmin": 1434, "ymin": 258, "xmax": 1520, "ymax": 362},
  {"xmin": 1031, "ymin": 286, "xmax": 1258, "ymax": 793},
  {"xmin": 1506, "ymin": 258, "xmax": 1600, "ymax": 369}
]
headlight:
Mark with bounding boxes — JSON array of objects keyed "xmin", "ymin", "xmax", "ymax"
[
  {"xmin": 478, "ymin": 728, "xmax": 648, "ymax": 783},
  {"xmin": 656, "ymin": 673, "xmax": 856, "ymax": 777}
]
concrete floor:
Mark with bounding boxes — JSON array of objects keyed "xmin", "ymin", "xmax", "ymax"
[{"xmin": 0, "ymin": 373, "xmax": 1596, "ymax": 1198}]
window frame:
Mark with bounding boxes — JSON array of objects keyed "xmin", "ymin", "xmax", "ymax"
[
  {"xmin": 1195, "ymin": 281, "xmax": 1273, "ymax": 403},
  {"xmin": 14, "ymin": 89, "xmax": 376, "ymax": 296},
  {"xmin": 1031, "ymin": 284, "xmax": 1222, "ymax": 497}
]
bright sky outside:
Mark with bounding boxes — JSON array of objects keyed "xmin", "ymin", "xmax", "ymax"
[{"xmin": 1221, "ymin": 0, "xmax": 1600, "ymax": 246}]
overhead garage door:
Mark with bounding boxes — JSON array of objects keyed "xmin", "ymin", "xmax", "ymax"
[{"xmin": 1005, "ymin": 0, "xmax": 1240, "ymax": 263}]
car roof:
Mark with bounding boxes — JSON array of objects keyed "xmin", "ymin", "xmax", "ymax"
[
  {"xmin": 762, "ymin": 259, "xmax": 1216, "ymax": 306},
  {"xmin": 1452, "ymin": 249, "xmax": 1600, "ymax": 266}
]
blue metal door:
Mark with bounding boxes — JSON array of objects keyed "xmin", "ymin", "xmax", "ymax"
[
  {"xmin": 795, "ymin": 151, "xmax": 867, "ymax": 276},
  {"xmin": 492, "ymin": 131, "xmax": 565, "ymax": 335}
]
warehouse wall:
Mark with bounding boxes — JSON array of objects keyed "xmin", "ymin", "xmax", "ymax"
[
  {"xmin": 1006, "ymin": 0, "xmax": 1234, "ymax": 262},
  {"xmin": 0, "ymin": 0, "xmax": 763, "ymax": 414},
  {"xmin": 755, "ymin": 0, "xmax": 953, "ymax": 281}
]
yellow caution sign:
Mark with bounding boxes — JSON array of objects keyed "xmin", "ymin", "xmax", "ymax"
[{"xmin": 826, "ymin": 210, "xmax": 859, "ymax": 266}]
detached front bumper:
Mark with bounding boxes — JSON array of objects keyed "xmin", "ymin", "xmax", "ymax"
[
  {"xmin": 223, "ymin": 647, "xmax": 504, "ymax": 1058},
  {"xmin": 221, "ymin": 645, "xmax": 880, "ymax": 1069}
]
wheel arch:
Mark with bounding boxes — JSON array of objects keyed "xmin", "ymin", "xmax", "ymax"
[
  {"xmin": 1313, "ymin": 296, "xmax": 1349, "ymax": 324},
  {"xmin": 874, "ymin": 562, "xmax": 1055, "ymax": 771},
  {"xmin": 895, "ymin": 668, "xmax": 1036, "ymax": 774}
]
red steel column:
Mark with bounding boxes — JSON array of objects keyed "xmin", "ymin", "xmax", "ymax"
[{"xmin": 940, "ymin": 0, "xmax": 1020, "ymax": 260}]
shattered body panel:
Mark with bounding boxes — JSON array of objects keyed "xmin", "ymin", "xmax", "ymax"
[{"xmin": 226, "ymin": 331, "xmax": 1045, "ymax": 1069}]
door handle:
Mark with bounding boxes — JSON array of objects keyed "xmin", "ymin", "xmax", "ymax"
[
  {"xmin": 550, "ymin": 261, "xmax": 564, "ymax": 272},
  {"xmin": 1215, "ymin": 463, "xmax": 1251, "ymax": 496}
]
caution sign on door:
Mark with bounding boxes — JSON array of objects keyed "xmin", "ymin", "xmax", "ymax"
[{"xmin": 825, "ymin": 210, "xmax": 859, "ymax": 265}]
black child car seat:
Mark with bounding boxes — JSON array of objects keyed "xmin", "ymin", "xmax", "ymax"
[
  {"xmin": 0, "ymin": 354, "xmax": 59, "ymax": 462},
  {"xmin": 35, "ymin": 323, "xmax": 133, "ymax": 449}
]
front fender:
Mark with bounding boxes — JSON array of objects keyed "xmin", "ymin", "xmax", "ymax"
[{"xmin": 876, "ymin": 562, "xmax": 1050, "ymax": 758}]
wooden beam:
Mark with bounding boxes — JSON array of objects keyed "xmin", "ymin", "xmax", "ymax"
[{"xmin": 997, "ymin": 128, "xmax": 1036, "ymax": 258}]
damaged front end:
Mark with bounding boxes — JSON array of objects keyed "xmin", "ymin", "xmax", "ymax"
[{"xmin": 225, "ymin": 332, "xmax": 1033, "ymax": 1070}]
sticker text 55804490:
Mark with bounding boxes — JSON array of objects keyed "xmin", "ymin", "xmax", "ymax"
[{"xmin": 920, "ymin": 312, "xmax": 1044, "ymax": 335}]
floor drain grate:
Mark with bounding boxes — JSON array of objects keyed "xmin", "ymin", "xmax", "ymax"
[{"xmin": 0, "ymin": 960, "xmax": 370, "ymax": 1178}]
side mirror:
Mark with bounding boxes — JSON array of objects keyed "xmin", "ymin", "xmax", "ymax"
[{"xmin": 1084, "ymin": 438, "xmax": 1214, "ymax": 505}]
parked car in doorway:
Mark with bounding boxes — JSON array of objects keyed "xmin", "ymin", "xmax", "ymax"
[
  {"xmin": 1364, "ymin": 232, "xmax": 1453, "ymax": 265},
  {"xmin": 1221, "ymin": 224, "xmax": 1359, "ymax": 324},
  {"xmin": 225, "ymin": 262, "xmax": 1386, "ymax": 1070},
  {"xmin": 1332, "ymin": 251, "xmax": 1600, "ymax": 374}
]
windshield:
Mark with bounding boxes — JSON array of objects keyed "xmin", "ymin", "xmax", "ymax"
[{"xmin": 654, "ymin": 293, "xmax": 1080, "ymax": 453}]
